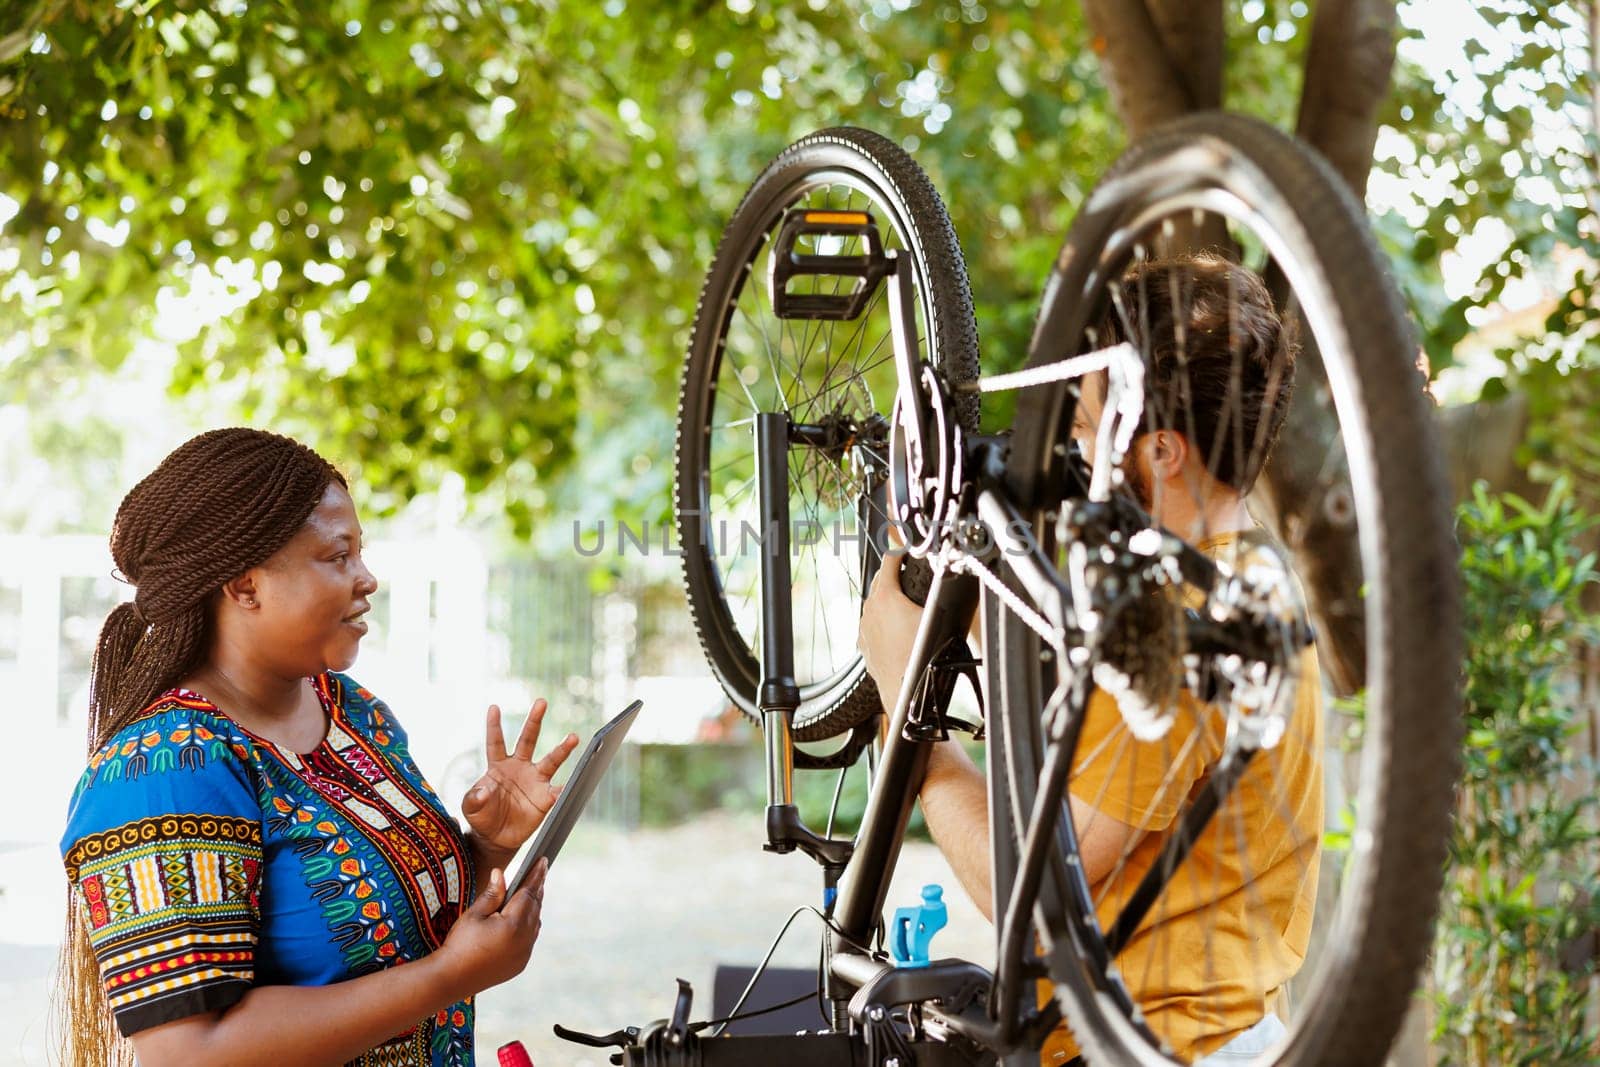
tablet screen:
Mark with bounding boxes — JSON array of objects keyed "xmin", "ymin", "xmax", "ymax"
[{"xmin": 504, "ymin": 699, "xmax": 642, "ymax": 898}]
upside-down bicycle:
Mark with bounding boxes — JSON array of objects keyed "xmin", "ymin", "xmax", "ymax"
[{"xmin": 556, "ymin": 113, "xmax": 1462, "ymax": 1066}]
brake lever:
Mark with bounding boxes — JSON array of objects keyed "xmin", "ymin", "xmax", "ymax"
[
  {"xmin": 666, "ymin": 977, "xmax": 693, "ymax": 1046},
  {"xmin": 552, "ymin": 1023, "xmax": 639, "ymax": 1049}
]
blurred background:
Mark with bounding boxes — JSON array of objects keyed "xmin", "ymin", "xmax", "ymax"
[{"xmin": 3, "ymin": 0, "xmax": 1598, "ymax": 1063}]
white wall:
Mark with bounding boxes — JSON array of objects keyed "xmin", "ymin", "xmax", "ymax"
[{"xmin": 0, "ymin": 532, "xmax": 493, "ymax": 847}]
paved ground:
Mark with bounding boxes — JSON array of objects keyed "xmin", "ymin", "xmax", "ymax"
[
  {"xmin": 0, "ymin": 811, "xmax": 991, "ymax": 1066},
  {"xmin": 0, "ymin": 837, "xmax": 67, "ymax": 1067}
]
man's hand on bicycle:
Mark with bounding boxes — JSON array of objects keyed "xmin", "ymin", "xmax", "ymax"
[
  {"xmin": 859, "ymin": 528, "xmax": 983, "ymax": 807},
  {"xmin": 858, "ymin": 526, "xmax": 984, "ymax": 709},
  {"xmin": 858, "ymin": 544, "xmax": 923, "ymax": 717}
]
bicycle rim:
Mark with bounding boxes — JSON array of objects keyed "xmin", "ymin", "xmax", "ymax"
[
  {"xmin": 991, "ymin": 112, "xmax": 1461, "ymax": 1066},
  {"xmin": 676, "ymin": 127, "xmax": 979, "ymax": 742}
]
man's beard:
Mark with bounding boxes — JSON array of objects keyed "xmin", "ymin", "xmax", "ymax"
[{"xmin": 1123, "ymin": 458, "xmax": 1153, "ymax": 513}]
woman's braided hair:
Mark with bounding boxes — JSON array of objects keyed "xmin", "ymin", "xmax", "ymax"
[{"xmin": 57, "ymin": 427, "xmax": 343, "ymax": 1067}]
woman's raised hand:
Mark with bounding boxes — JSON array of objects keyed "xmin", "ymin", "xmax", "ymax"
[{"xmin": 461, "ymin": 699, "xmax": 580, "ymax": 856}]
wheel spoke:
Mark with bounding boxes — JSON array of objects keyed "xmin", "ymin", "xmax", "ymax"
[
  {"xmin": 682, "ymin": 135, "xmax": 977, "ymax": 815},
  {"xmin": 982, "ymin": 124, "xmax": 1459, "ymax": 1065},
  {"xmin": 786, "ymin": 283, "xmax": 889, "ymax": 415}
]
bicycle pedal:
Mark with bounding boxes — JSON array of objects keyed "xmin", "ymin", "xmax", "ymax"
[{"xmin": 768, "ymin": 208, "xmax": 892, "ymax": 321}]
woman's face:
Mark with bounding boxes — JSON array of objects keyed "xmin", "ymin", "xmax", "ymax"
[{"xmin": 247, "ymin": 481, "xmax": 379, "ymax": 676}]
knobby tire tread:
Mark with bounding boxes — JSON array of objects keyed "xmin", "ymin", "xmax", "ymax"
[
  {"xmin": 676, "ymin": 127, "xmax": 979, "ymax": 744},
  {"xmin": 1000, "ymin": 112, "xmax": 1461, "ymax": 1067}
]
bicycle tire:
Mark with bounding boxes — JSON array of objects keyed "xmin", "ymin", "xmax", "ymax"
[
  {"xmin": 676, "ymin": 127, "xmax": 980, "ymax": 742},
  {"xmin": 992, "ymin": 112, "xmax": 1461, "ymax": 1066}
]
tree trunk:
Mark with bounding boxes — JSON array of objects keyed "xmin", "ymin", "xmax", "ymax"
[
  {"xmin": 1262, "ymin": 1, "xmax": 1401, "ymax": 696},
  {"xmin": 1249, "ymin": 378, "xmax": 1369, "ymax": 697},
  {"xmin": 1080, "ymin": 0, "xmax": 1219, "ymax": 138},
  {"xmin": 1081, "ymin": 0, "xmax": 1230, "ymax": 253},
  {"xmin": 1295, "ymin": 0, "xmax": 1400, "ymax": 198},
  {"xmin": 1436, "ymin": 393, "xmax": 1534, "ymax": 503}
]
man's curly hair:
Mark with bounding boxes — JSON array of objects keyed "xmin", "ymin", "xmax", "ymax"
[{"xmin": 1097, "ymin": 253, "xmax": 1298, "ymax": 494}]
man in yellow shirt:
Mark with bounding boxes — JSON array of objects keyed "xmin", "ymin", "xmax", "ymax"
[{"xmin": 858, "ymin": 254, "xmax": 1321, "ymax": 1065}]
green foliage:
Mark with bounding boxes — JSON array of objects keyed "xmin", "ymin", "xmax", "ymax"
[
  {"xmin": 791, "ymin": 749, "xmax": 937, "ymax": 841},
  {"xmin": 0, "ymin": 0, "xmax": 1126, "ymax": 531},
  {"xmin": 1508, "ymin": 322, "xmax": 1600, "ymax": 518},
  {"xmin": 1378, "ymin": 1, "xmax": 1598, "ymax": 382},
  {"xmin": 8, "ymin": 0, "xmax": 1589, "ymax": 536},
  {"xmin": 634, "ymin": 740, "xmax": 762, "ymax": 826},
  {"xmin": 793, "ymin": 761, "xmax": 873, "ymax": 838},
  {"xmin": 1223, "ymin": 0, "xmax": 1310, "ymax": 129},
  {"xmin": 632, "ymin": 735, "xmax": 935, "ymax": 840},
  {"xmin": 1430, "ymin": 479, "xmax": 1600, "ymax": 1064}
]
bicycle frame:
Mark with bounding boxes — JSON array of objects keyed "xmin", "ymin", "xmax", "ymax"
[
  {"xmin": 754, "ymin": 420, "xmax": 1006, "ymax": 1059},
  {"xmin": 744, "ymin": 247, "xmax": 1260, "ymax": 1063},
  {"xmin": 579, "ymin": 116, "xmax": 1458, "ymax": 1067},
  {"xmin": 584, "ymin": 240, "xmax": 1290, "ymax": 1067},
  {"xmin": 747, "ymin": 249, "xmax": 1098, "ymax": 1062}
]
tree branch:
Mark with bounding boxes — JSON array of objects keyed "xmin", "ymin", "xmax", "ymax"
[
  {"xmin": 1081, "ymin": 0, "xmax": 1220, "ymax": 139},
  {"xmin": 1263, "ymin": 2, "xmax": 1400, "ymax": 695},
  {"xmin": 1145, "ymin": 0, "xmax": 1223, "ymax": 112},
  {"xmin": 1082, "ymin": 0, "xmax": 1228, "ymax": 253},
  {"xmin": 1295, "ymin": 0, "xmax": 1399, "ymax": 197}
]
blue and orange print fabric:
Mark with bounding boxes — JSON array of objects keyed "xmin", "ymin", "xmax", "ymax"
[{"xmin": 61, "ymin": 673, "xmax": 478, "ymax": 1067}]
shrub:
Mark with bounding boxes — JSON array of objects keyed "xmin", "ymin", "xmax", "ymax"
[{"xmin": 1430, "ymin": 480, "xmax": 1600, "ymax": 1064}]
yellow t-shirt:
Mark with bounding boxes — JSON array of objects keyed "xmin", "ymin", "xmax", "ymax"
[{"xmin": 1039, "ymin": 530, "xmax": 1323, "ymax": 1064}]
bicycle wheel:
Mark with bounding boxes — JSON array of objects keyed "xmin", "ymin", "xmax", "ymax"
[
  {"xmin": 676, "ymin": 127, "xmax": 980, "ymax": 742},
  {"xmin": 990, "ymin": 113, "xmax": 1461, "ymax": 1065}
]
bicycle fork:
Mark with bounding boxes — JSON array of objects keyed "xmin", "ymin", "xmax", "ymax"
[{"xmin": 753, "ymin": 412, "xmax": 855, "ymax": 874}]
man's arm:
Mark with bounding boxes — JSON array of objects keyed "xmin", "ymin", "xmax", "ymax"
[
  {"xmin": 919, "ymin": 741, "xmax": 998, "ymax": 920},
  {"xmin": 918, "ymin": 741, "xmax": 1144, "ymax": 922},
  {"xmin": 858, "ymin": 550, "xmax": 1144, "ymax": 920}
]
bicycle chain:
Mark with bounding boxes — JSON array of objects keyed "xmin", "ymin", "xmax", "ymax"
[
  {"xmin": 955, "ymin": 342, "xmax": 1137, "ymax": 395},
  {"xmin": 949, "ymin": 552, "xmax": 1062, "ymax": 651}
]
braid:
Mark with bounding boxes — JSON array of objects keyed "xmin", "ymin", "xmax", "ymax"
[
  {"xmin": 86, "ymin": 428, "xmax": 342, "ymax": 746},
  {"xmin": 58, "ymin": 427, "xmax": 343, "ymax": 1067}
]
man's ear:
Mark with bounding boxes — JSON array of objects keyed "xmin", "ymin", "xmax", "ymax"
[
  {"xmin": 219, "ymin": 571, "xmax": 260, "ymax": 610},
  {"xmin": 1148, "ymin": 430, "xmax": 1188, "ymax": 481}
]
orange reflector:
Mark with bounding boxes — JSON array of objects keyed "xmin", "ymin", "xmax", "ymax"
[{"xmin": 802, "ymin": 211, "xmax": 870, "ymax": 226}]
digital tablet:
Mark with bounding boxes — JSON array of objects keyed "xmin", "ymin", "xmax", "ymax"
[{"xmin": 504, "ymin": 699, "xmax": 642, "ymax": 899}]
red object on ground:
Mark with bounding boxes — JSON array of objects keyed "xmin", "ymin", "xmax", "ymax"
[{"xmin": 497, "ymin": 1040, "xmax": 534, "ymax": 1067}]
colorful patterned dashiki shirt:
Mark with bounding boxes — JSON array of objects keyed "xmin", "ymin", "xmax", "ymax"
[{"xmin": 61, "ymin": 672, "xmax": 478, "ymax": 1067}]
